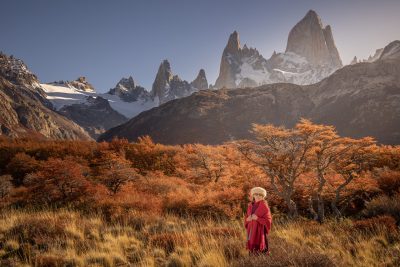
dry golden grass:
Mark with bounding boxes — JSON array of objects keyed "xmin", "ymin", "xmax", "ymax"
[{"xmin": 0, "ymin": 209, "xmax": 399, "ymax": 267}]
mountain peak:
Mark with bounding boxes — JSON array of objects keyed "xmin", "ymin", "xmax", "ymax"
[
  {"xmin": 158, "ymin": 59, "xmax": 171, "ymax": 72},
  {"xmin": 0, "ymin": 52, "xmax": 39, "ymax": 86},
  {"xmin": 108, "ymin": 75, "xmax": 150, "ymax": 103},
  {"xmin": 286, "ymin": 10, "xmax": 342, "ymax": 67},
  {"xmin": 116, "ymin": 76, "xmax": 136, "ymax": 90},
  {"xmin": 66, "ymin": 76, "xmax": 95, "ymax": 92},
  {"xmin": 191, "ymin": 69, "xmax": 208, "ymax": 90},
  {"xmin": 198, "ymin": 69, "xmax": 206, "ymax": 78},
  {"xmin": 225, "ymin": 31, "xmax": 241, "ymax": 54},
  {"xmin": 379, "ymin": 40, "xmax": 400, "ymax": 60},
  {"xmin": 151, "ymin": 60, "xmax": 196, "ymax": 104},
  {"xmin": 304, "ymin": 9, "xmax": 321, "ymax": 24}
]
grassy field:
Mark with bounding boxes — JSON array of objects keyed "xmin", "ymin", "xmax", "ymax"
[{"xmin": 0, "ymin": 209, "xmax": 399, "ymax": 267}]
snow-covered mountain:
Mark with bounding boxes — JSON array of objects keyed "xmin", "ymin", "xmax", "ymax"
[
  {"xmin": 40, "ymin": 63, "xmax": 209, "ymax": 138},
  {"xmin": 214, "ymin": 10, "xmax": 343, "ymax": 89},
  {"xmin": 41, "ymin": 78, "xmax": 156, "ymax": 119}
]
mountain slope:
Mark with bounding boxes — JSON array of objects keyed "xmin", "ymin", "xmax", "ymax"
[
  {"xmin": 99, "ymin": 40, "xmax": 400, "ymax": 145},
  {"xmin": 99, "ymin": 84, "xmax": 314, "ymax": 144},
  {"xmin": 0, "ymin": 53, "xmax": 91, "ymax": 140}
]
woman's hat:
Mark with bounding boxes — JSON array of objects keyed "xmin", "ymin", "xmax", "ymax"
[{"xmin": 250, "ymin": 187, "xmax": 267, "ymax": 197}]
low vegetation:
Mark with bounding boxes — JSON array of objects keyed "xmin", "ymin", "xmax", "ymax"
[
  {"xmin": 0, "ymin": 120, "xmax": 399, "ymax": 266},
  {"xmin": 0, "ymin": 209, "xmax": 398, "ymax": 266}
]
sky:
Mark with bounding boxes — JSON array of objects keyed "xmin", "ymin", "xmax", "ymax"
[{"xmin": 1, "ymin": 0, "xmax": 400, "ymax": 92}]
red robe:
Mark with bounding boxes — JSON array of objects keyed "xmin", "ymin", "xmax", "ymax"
[{"xmin": 244, "ymin": 200, "xmax": 272, "ymax": 253}]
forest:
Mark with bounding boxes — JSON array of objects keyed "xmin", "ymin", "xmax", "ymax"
[{"xmin": 0, "ymin": 119, "xmax": 399, "ymax": 266}]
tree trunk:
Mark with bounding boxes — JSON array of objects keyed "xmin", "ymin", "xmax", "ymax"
[
  {"xmin": 332, "ymin": 173, "xmax": 354, "ymax": 219},
  {"xmin": 316, "ymin": 173, "xmax": 326, "ymax": 223},
  {"xmin": 287, "ymin": 198, "xmax": 298, "ymax": 218},
  {"xmin": 331, "ymin": 200, "xmax": 342, "ymax": 219},
  {"xmin": 308, "ymin": 196, "xmax": 318, "ymax": 220},
  {"xmin": 317, "ymin": 195, "xmax": 325, "ymax": 223}
]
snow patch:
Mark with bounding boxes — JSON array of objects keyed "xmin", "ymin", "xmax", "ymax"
[{"xmin": 41, "ymin": 83, "xmax": 157, "ymax": 118}]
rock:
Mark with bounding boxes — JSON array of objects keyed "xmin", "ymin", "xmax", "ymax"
[
  {"xmin": 286, "ymin": 10, "xmax": 342, "ymax": 68},
  {"xmin": 0, "ymin": 53, "xmax": 91, "ymax": 140},
  {"xmin": 59, "ymin": 96, "xmax": 128, "ymax": 138},
  {"xmin": 214, "ymin": 10, "xmax": 343, "ymax": 89},
  {"xmin": 191, "ymin": 69, "xmax": 208, "ymax": 90},
  {"xmin": 368, "ymin": 48, "xmax": 384, "ymax": 62},
  {"xmin": 151, "ymin": 60, "xmax": 197, "ymax": 105},
  {"xmin": 52, "ymin": 76, "xmax": 95, "ymax": 92},
  {"xmin": 379, "ymin": 40, "xmax": 400, "ymax": 60},
  {"xmin": 108, "ymin": 76, "xmax": 151, "ymax": 102}
]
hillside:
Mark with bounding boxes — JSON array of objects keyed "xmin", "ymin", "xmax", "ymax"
[{"xmin": 99, "ymin": 41, "xmax": 400, "ymax": 145}]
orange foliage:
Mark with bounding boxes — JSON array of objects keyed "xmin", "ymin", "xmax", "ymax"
[
  {"xmin": 6, "ymin": 152, "xmax": 39, "ymax": 186},
  {"xmin": 376, "ymin": 169, "xmax": 400, "ymax": 196},
  {"xmin": 353, "ymin": 215, "xmax": 398, "ymax": 234},
  {"xmin": 24, "ymin": 158, "xmax": 94, "ymax": 206},
  {"xmin": 0, "ymin": 126, "xmax": 399, "ymax": 220},
  {"xmin": 91, "ymin": 150, "xmax": 138, "ymax": 195}
]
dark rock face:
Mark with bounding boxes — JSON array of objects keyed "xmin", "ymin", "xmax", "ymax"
[
  {"xmin": 108, "ymin": 76, "xmax": 151, "ymax": 102},
  {"xmin": 286, "ymin": 10, "xmax": 342, "ymax": 68},
  {"xmin": 59, "ymin": 96, "xmax": 128, "ymax": 138},
  {"xmin": 99, "ymin": 40, "xmax": 400, "ymax": 145},
  {"xmin": 151, "ymin": 60, "xmax": 199, "ymax": 105}
]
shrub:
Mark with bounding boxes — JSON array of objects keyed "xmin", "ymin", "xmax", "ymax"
[
  {"xmin": 353, "ymin": 215, "xmax": 398, "ymax": 234},
  {"xmin": 149, "ymin": 233, "xmax": 186, "ymax": 254},
  {"xmin": 24, "ymin": 158, "xmax": 93, "ymax": 206},
  {"xmin": 6, "ymin": 152, "xmax": 39, "ymax": 186},
  {"xmin": 232, "ymin": 236, "xmax": 336, "ymax": 267},
  {"xmin": 377, "ymin": 170, "xmax": 400, "ymax": 196},
  {"xmin": 5, "ymin": 216, "xmax": 69, "ymax": 249},
  {"xmin": 362, "ymin": 194, "xmax": 400, "ymax": 223}
]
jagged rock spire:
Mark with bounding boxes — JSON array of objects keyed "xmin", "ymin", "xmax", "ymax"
[
  {"xmin": 191, "ymin": 69, "xmax": 208, "ymax": 90},
  {"xmin": 151, "ymin": 59, "xmax": 173, "ymax": 102},
  {"xmin": 350, "ymin": 56, "xmax": 358, "ymax": 65},
  {"xmin": 225, "ymin": 30, "xmax": 241, "ymax": 55},
  {"xmin": 214, "ymin": 31, "xmax": 242, "ymax": 89},
  {"xmin": 151, "ymin": 60, "xmax": 196, "ymax": 105},
  {"xmin": 286, "ymin": 9, "xmax": 342, "ymax": 68}
]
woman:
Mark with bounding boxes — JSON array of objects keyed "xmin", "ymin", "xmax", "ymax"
[{"xmin": 244, "ymin": 187, "xmax": 272, "ymax": 255}]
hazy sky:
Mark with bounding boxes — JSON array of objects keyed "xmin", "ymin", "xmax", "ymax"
[{"xmin": 1, "ymin": 0, "xmax": 399, "ymax": 92}]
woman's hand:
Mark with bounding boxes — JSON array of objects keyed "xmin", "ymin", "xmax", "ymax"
[
  {"xmin": 251, "ymin": 214, "xmax": 258, "ymax": 220},
  {"xmin": 246, "ymin": 216, "xmax": 252, "ymax": 222}
]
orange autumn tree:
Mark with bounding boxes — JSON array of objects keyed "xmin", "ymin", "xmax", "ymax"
[
  {"xmin": 330, "ymin": 137, "xmax": 377, "ymax": 218},
  {"xmin": 181, "ymin": 144, "xmax": 228, "ymax": 184},
  {"xmin": 125, "ymin": 136, "xmax": 179, "ymax": 176},
  {"xmin": 6, "ymin": 152, "xmax": 39, "ymax": 186},
  {"xmin": 236, "ymin": 119, "xmax": 317, "ymax": 217},
  {"xmin": 92, "ymin": 150, "xmax": 138, "ymax": 195},
  {"xmin": 297, "ymin": 121, "xmax": 357, "ymax": 222},
  {"xmin": 24, "ymin": 158, "xmax": 92, "ymax": 205}
]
